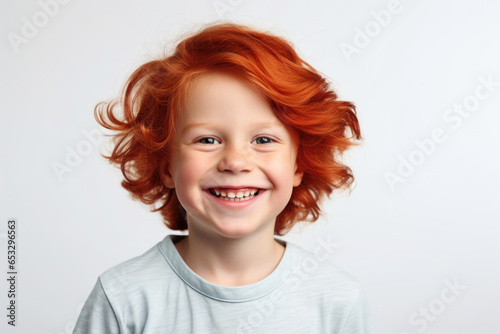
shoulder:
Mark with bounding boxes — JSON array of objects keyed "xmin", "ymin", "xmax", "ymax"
[
  {"xmin": 285, "ymin": 239, "xmax": 365, "ymax": 305},
  {"xmin": 283, "ymin": 239, "xmax": 373, "ymax": 330},
  {"xmin": 97, "ymin": 236, "xmax": 174, "ymax": 298}
]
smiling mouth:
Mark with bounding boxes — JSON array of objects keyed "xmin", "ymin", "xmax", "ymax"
[{"xmin": 208, "ymin": 188, "xmax": 261, "ymax": 201}]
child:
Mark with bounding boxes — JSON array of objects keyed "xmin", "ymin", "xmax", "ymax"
[{"xmin": 73, "ymin": 22, "xmax": 373, "ymax": 333}]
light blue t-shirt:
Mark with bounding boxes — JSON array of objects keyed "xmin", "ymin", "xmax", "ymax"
[{"xmin": 73, "ymin": 234, "xmax": 373, "ymax": 333}]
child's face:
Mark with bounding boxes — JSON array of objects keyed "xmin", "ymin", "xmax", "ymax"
[{"xmin": 163, "ymin": 72, "xmax": 303, "ymax": 239}]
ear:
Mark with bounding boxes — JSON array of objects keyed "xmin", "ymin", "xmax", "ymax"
[
  {"xmin": 159, "ymin": 158, "xmax": 175, "ymax": 189},
  {"xmin": 293, "ymin": 165, "xmax": 303, "ymax": 187}
]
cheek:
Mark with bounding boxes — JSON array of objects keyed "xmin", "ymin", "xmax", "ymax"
[
  {"xmin": 171, "ymin": 153, "xmax": 211, "ymax": 201},
  {"xmin": 267, "ymin": 154, "xmax": 298, "ymax": 192},
  {"xmin": 174, "ymin": 158, "xmax": 202, "ymax": 187},
  {"xmin": 172, "ymin": 165, "xmax": 200, "ymax": 210}
]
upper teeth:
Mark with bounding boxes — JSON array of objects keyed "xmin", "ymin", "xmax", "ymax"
[{"xmin": 212, "ymin": 189, "xmax": 258, "ymax": 198}]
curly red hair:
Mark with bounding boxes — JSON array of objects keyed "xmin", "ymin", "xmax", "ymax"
[{"xmin": 96, "ymin": 22, "xmax": 362, "ymax": 236}]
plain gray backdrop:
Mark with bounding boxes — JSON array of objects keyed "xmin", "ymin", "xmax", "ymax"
[{"xmin": 1, "ymin": 0, "xmax": 500, "ymax": 333}]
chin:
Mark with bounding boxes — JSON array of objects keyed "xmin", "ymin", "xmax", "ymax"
[{"xmin": 210, "ymin": 221, "xmax": 270, "ymax": 240}]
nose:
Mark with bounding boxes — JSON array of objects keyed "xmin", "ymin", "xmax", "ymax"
[{"xmin": 217, "ymin": 145, "xmax": 253, "ymax": 174}]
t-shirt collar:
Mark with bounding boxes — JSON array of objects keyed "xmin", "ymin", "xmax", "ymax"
[{"xmin": 157, "ymin": 234, "xmax": 295, "ymax": 302}]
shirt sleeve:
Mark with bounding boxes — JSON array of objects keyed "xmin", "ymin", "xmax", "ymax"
[
  {"xmin": 73, "ymin": 278, "xmax": 121, "ymax": 334},
  {"xmin": 339, "ymin": 288, "xmax": 374, "ymax": 334}
]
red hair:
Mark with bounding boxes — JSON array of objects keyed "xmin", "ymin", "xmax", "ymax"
[{"xmin": 96, "ymin": 22, "xmax": 362, "ymax": 235}]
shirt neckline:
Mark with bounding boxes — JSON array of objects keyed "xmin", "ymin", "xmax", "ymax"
[{"xmin": 157, "ymin": 234, "xmax": 295, "ymax": 303}]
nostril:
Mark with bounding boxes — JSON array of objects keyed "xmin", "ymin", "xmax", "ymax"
[{"xmin": 217, "ymin": 147, "xmax": 253, "ymax": 168}]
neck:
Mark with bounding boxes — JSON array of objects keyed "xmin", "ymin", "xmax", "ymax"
[{"xmin": 175, "ymin": 225, "xmax": 285, "ymax": 286}]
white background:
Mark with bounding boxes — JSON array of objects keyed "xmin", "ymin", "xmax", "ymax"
[{"xmin": 1, "ymin": 0, "xmax": 500, "ymax": 333}]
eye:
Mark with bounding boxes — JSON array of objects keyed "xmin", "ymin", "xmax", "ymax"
[
  {"xmin": 198, "ymin": 137, "xmax": 220, "ymax": 144},
  {"xmin": 252, "ymin": 137, "xmax": 274, "ymax": 144}
]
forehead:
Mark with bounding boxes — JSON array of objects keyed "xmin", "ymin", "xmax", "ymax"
[
  {"xmin": 178, "ymin": 72, "xmax": 280, "ymax": 127},
  {"xmin": 183, "ymin": 72, "xmax": 269, "ymax": 113}
]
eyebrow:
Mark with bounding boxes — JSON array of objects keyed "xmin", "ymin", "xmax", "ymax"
[
  {"xmin": 180, "ymin": 121, "xmax": 286, "ymax": 135},
  {"xmin": 180, "ymin": 122, "xmax": 213, "ymax": 135}
]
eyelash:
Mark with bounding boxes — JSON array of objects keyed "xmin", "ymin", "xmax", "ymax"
[
  {"xmin": 252, "ymin": 137, "xmax": 274, "ymax": 144},
  {"xmin": 197, "ymin": 137, "xmax": 274, "ymax": 145},
  {"xmin": 198, "ymin": 137, "xmax": 220, "ymax": 144}
]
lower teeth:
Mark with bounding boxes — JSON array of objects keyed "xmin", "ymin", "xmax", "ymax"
[{"xmin": 219, "ymin": 195, "xmax": 255, "ymax": 201}]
